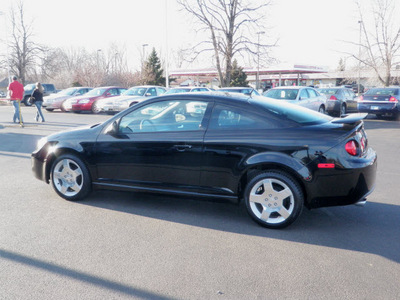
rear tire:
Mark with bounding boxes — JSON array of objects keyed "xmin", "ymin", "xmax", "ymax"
[
  {"xmin": 318, "ymin": 105, "xmax": 325, "ymax": 114},
  {"xmin": 340, "ymin": 104, "xmax": 346, "ymax": 117},
  {"xmin": 244, "ymin": 170, "xmax": 304, "ymax": 229}
]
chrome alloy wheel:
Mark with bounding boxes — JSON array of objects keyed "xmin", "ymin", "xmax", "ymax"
[
  {"xmin": 248, "ymin": 178, "xmax": 295, "ymax": 225},
  {"xmin": 52, "ymin": 158, "xmax": 84, "ymax": 197}
]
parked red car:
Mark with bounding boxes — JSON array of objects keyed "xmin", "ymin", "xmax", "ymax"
[{"xmin": 71, "ymin": 86, "xmax": 127, "ymax": 113}]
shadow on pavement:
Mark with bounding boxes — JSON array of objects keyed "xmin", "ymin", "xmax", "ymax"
[
  {"xmin": 0, "ymin": 249, "xmax": 171, "ymax": 300},
  {"xmin": 77, "ymin": 190, "xmax": 400, "ymax": 264}
]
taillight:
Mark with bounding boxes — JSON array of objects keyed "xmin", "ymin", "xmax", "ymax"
[
  {"xmin": 389, "ymin": 96, "xmax": 398, "ymax": 102},
  {"xmin": 329, "ymin": 95, "xmax": 337, "ymax": 101},
  {"xmin": 358, "ymin": 95, "xmax": 363, "ymax": 102},
  {"xmin": 345, "ymin": 140, "xmax": 358, "ymax": 156}
]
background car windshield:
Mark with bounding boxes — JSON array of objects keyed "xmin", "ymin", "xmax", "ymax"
[
  {"xmin": 251, "ymin": 97, "xmax": 332, "ymax": 125},
  {"xmin": 124, "ymin": 87, "xmax": 147, "ymax": 96},
  {"xmin": 58, "ymin": 88, "xmax": 78, "ymax": 96},
  {"xmin": 265, "ymin": 89, "xmax": 299, "ymax": 100},
  {"xmin": 85, "ymin": 88, "xmax": 106, "ymax": 96},
  {"xmin": 318, "ymin": 89, "xmax": 337, "ymax": 95},
  {"xmin": 24, "ymin": 84, "xmax": 35, "ymax": 90},
  {"xmin": 366, "ymin": 88, "xmax": 398, "ymax": 96},
  {"xmin": 165, "ymin": 88, "xmax": 191, "ymax": 94}
]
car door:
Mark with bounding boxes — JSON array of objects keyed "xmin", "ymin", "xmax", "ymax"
[
  {"xmin": 345, "ymin": 89, "xmax": 358, "ymax": 112},
  {"xmin": 94, "ymin": 98, "xmax": 212, "ymax": 192},
  {"xmin": 298, "ymin": 89, "xmax": 312, "ymax": 109}
]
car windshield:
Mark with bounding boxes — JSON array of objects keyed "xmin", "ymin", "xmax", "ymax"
[
  {"xmin": 365, "ymin": 88, "xmax": 398, "ymax": 96},
  {"xmin": 57, "ymin": 88, "xmax": 78, "ymax": 96},
  {"xmin": 165, "ymin": 88, "xmax": 191, "ymax": 94},
  {"xmin": 85, "ymin": 88, "xmax": 107, "ymax": 96},
  {"xmin": 265, "ymin": 89, "xmax": 299, "ymax": 100},
  {"xmin": 318, "ymin": 89, "xmax": 338, "ymax": 95},
  {"xmin": 251, "ymin": 96, "xmax": 332, "ymax": 125},
  {"xmin": 24, "ymin": 84, "xmax": 35, "ymax": 91},
  {"xmin": 123, "ymin": 87, "xmax": 147, "ymax": 96}
]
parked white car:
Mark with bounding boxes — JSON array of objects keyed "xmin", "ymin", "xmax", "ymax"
[{"xmin": 263, "ymin": 86, "xmax": 327, "ymax": 113}]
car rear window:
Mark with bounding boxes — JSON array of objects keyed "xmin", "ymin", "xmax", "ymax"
[
  {"xmin": 318, "ymin": 89, "xmax": 338, "ymax": 95},
  {"xmin": 251, "ymin": 96, "xmax": 332, "ymax": 126},
  {"xmin": 365, "ymin": 88, "xmax": 399, "ymax": 96}
]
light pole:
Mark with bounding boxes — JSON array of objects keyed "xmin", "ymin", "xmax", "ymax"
[
  {"xmin": 358, "ymin": 20, "xmax": 362, "ymax": 96},
  {"xmin": 165, "ymin": 0, "xmax": 169, "ymax": 88},
  {"xmin": 142, "ymin": 43, "xmax": 148, "ymax": 62},
  {"xmin": 256, "ymin": 31, "xmax": 265, "ymax": 91}
]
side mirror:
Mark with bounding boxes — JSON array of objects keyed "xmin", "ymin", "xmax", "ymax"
[
  {"xmin": 145, "ymin": 92, "xmax": 151, "ymax": 97},
  {"xmin": 104, "ymin": 120, "xmax": 119, "ymax": 135},
  {"xmin": 105, "ymin": 93, "xmax": 111, "ymax": 97}
]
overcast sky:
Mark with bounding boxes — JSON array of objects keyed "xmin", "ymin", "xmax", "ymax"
[{"xmin": 0, "ymin": 0, "xmax": 393, "ymax": 71}]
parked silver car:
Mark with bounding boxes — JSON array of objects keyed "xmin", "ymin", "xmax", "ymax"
[
  {"xmin": 263, "ymin": 86, "xmax": 326, "ymax": 113},
  {"xmin": 93, "ymin": 85, "xmax": 167, "ymax": 114},
  {"xmin": 43, "ymin": 87, "xmax": 93, "ymax": 112}
]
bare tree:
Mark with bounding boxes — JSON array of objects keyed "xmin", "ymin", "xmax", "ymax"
[
  {"xmin": 177, "ymin": 0, "xmax": 274, "ymax": 87},
  {"xmin": 8, "ymin": 0, "xmax": 42, "ymax": 84},
  {"xmin": 352, "ymin": 0, "xmax": 400, "ymax": 86}
]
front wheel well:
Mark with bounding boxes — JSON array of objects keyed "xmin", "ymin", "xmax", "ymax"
[{"xmin": 238, "ymin": 164, "xmax": 307, "ymax": 203}]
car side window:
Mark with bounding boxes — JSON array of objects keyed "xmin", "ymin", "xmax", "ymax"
[
  {"xmin": 119, "ymin": 100, "xmax": 209, "ymax": 133},
  {"xmin": 300, "ymin": 89, "xmax": 309, "ymax": 100},
  {"xmin": 147, "ymin": 88, "xmax": 157, "ymax": 96},
  {"xmin": 156, "ymin": 87, "xmax": 166, "ymax": 95},
  {"xmin": 307, "ymin": 89, "xmax": 318, "ymax": 98},
  {"xmin": 209, "ymin": 104, "xmax": 277, "ymax": 130},
  {"xmin": 108, "ymin": 89, "xmax": 119, "ymax": 96}
]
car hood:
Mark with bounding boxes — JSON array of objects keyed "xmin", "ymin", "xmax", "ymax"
[
  {"xmin": 44, "ymin": 95, "xmax": 70, "ymax": 102},
  {"xmin": 47, "ymin": 124, "xmax": 102, "ymax": 142}
]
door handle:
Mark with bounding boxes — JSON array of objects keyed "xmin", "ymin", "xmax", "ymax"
[{"xmin": 173, "ymin": 145, "xmax": 192, "ymax": 152}]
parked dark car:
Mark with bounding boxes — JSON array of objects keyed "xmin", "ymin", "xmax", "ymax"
[
  {"xmin": 32, "ymin": 93, "xmax": 377, "ymax": 229},
  {"xmin": 318, "ymin": 87, "xmax": 358, "ymax": 117},
  {"xmin": 23, "ymin": 83, "xmax": 57, "ymax": 106},
  {"xmin": 358, "ymin": 87, "xmax": 400, "ymax": 120}
]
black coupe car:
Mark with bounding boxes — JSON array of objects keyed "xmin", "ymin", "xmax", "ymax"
[{"xmin": 32, "ymin": 93, "xmax": 377, "ymax": 229}]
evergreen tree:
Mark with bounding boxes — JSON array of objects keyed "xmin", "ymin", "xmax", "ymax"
[
  {"xmin": 230, "ymin": 59, "xmax": 248, "ymax": 87},
  {"xmin": 143, "ymin": 48, "xmax": 165, "ymax": 86}
]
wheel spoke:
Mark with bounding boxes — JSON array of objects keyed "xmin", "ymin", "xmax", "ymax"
[
  {"xmin": 249, "ymin": 192, "xmax": 266, "ymax": 204},
  {"xmin": 277, "ymin": 187, "xmax": 292, "ymax": 203},
  {"xmin": 278, "ymin": 207, "xmax": 291, "ymax": 220},
  {"xmin": 71, "ymin": 167, "xmax": 83, "ymax": 180},
  {"xmin": 260, "ymin": 208, "xmax": 272, "ymax": 222},
  {"xmin": 60, "ymin": 183, "xmax": 68, "ymax": 195}
]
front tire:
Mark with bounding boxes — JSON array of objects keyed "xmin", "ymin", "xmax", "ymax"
[
  {"xmin": 50, "ymin": 154, "xmax": 92, "ymax": 201},
  {"xmin": 244, "ymin": 170, "xmax": 304, "ymax": 229}
]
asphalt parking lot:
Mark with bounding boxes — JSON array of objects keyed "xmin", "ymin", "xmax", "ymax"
[{"xmin": 0, "ymin": 105, "xmax": 399, "ymax": 299}]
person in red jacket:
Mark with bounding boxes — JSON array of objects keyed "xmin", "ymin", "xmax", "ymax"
[{"xmin": 8, "ymin": 76, "xmax": 24, "ymax": 124}]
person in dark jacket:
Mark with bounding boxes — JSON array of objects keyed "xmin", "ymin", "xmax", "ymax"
[{"xmin": 32, "ymin": 82, "xmax": 45, "ymax": 122}]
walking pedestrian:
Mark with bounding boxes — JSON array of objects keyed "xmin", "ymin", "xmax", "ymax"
[
  {"xmin": 7, "ymin": 76, "xmax": 24, "ymax": 124},
  {"xmin": 31, "ymin": 82, "xmax": 45, "ymax": 122}
]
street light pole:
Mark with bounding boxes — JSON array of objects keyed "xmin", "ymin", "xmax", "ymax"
[
  {"xmin": 358, "ymin": 20, "xmax": 362, "ymax": 96},
  {"xmin": 165, "ymin": 0, "xmax": 169, "ymax": 88},
  {"xmin": 256, "ymin": 31, "xmax": 265, "ymax": 91}
]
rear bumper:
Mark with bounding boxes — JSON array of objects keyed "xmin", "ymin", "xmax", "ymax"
[
  {"xmin": 305, "ymin": 147, "xmax": 377, "ymax": 209},
  {"xmin": 358, "ymin": 102, "xmax": 399, "ymax": 115}
]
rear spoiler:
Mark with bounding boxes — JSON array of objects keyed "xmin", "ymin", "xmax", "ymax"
[{"xmin": 331, "ymin": 113, "xmax": 368, "ymax": 124}]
